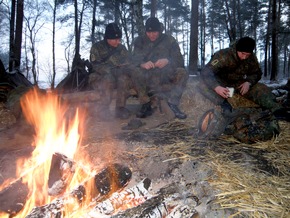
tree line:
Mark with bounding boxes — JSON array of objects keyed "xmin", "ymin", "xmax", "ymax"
[{"xmin": 0, "ymin": 0, "xmax": 289, "ymax": 89}]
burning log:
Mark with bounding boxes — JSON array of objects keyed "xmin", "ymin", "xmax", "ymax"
[
  {"xmin": 48, "ymin": 152, "xmax": 75, "ymax": 196},
  {"xmin": 25, "ymin": 163, "xmax": 132, "ymax": 217},
  {"xmin": 88, "ymin": 178, "xmax": 152, "ymax": 217},
  {"xmin": 0, "ymin": 179, "xmax": 29, "ymax": 215}
]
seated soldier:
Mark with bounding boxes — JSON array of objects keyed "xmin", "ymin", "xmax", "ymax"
[
  {"xmin": 199, "ymin": 36, "xmax": 290, "ymax": 121},
  {"xmin": 89, "ymin": 23, "xmax": 151, "ymax": 121},
  {"xmin": 132, "ymin": 17, "xmax": 188, "ymax": 119}
]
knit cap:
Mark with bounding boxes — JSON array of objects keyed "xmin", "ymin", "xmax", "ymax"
[
  {"xmin": 145, "ymin": 17, "xmax": 161, "ymax": 32},
  {"xmin": 105, "ymin": 23, "xmax": 122, "ymax": 39},
  {"xmin": 236, "ymin": 37, "xmax": 256, "ymax": 53}
]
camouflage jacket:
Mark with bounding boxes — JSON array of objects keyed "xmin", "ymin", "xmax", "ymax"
[
  {"xmin": 201, "ymin": 44, "xmax": 262, "ymax": 89},
  {"xmin": 90, "ymin": 40, "xmax": 129, "ymax": 70},
  {"xmin": 132, "ymin": 33, "xmax": 185, "ymax": 69}
]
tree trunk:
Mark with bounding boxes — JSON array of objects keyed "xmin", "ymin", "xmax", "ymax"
[
  {"xmin": 91, "ymin": 0, "xmax": 97, "ymax": 45},
  {"xmin": 73, "ymin": 0, "xmax": 80, "ymax": 70},
  {"xmin": 14, "ymin": 0, "xmax": 24, "ymax": 70},
  {"xmin": 270, "ymin": 0, "xmax": 278, "ymax": 81},
  {"xmin": 189, "ymin": 0, "xmax": 199, "ymax": 75},
  {"xmin": 9, "ymin": 0, "xmax": 16, "ymax": 72},
  {"xmin": 51, "ymin": 0, "xmax": 57, "ymax": 89},
  {"xmin": 9, "ymin": 0, "xmax": 24, "ymax": 72},
  {"xmin": 151, "ymin": 0, "xmax": 157, "ymax": 17},
  {"xmin": 132, "ymin": 0, "xmax": 144, "ymax": 37}
]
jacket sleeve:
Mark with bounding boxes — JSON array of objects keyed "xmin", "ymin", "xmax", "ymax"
[
  {"xmin": 200, "ymin": 51, "xmax": 229, "ymax": 89},
  {"xmin": 168, "ymin": 36, "xmax": 185, "ymax": 69}
]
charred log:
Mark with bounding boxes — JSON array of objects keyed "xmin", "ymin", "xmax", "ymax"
[
  {"xmin": 26, "ymin": 163, "xmax": 132, "ymax": 217},
  {"xmin": 109, "ymin": 182, "xmax": 199, "ymax": 218},
  {"xmin": 48, "ymin": 152, "xmax": 75, "ymax": 196},
  {"xmin": 94, "ymin": 163, "xmax": 132, "ymax": 195},
  {"xmin": 0, "ymin": 179, "xmax": 29, "ymax": 215}
]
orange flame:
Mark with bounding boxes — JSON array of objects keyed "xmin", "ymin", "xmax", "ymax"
[
  {"xmin": 0, "ymin": 87, "xmax": 139, "ymax": 217},
  {"xmin": 8, "ymin": 87, "xmax": 93, "ymax": 217}
]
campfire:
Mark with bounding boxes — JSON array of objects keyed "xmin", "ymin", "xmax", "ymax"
[{"xmin": 0, "ymin": 87, "xmax": 199, "ymax": 218}]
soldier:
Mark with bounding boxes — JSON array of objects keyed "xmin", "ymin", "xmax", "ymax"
[
  {"xmin": 132, "ymin": 17, "xmax": 188, "ymax": 119},
  {"xmin": 199, "ymin": 36, "xmax": 290, "ymax": 121},
  {"xmin": 89, "ymin": 23, "xmax": 151, "ymax": 121}
]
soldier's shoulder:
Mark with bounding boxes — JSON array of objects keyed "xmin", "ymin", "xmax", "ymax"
[
  {"xmin": 91, "ymin": 40, "xmax": 106, "ymax": 49},
  {"xmin": 133, "ymin": 35, "xmax": 145, "ymax": 45},
  {"xmin": 162, "ymin": 34, "xmax": 177, "ymax": 43}
]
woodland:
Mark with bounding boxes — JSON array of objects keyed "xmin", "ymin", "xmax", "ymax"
[{"xmin": 0, "ymin": 0, "xmax": 290, "ymax": 89}]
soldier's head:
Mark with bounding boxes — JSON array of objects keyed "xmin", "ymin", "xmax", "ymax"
[
  {"xmin": 105, "ymin": 23, "xmax": 122, "ymax": 47},
  {"xmin": 236, "ymin": 37, "xmax": 256, "ymax": 60},
  {"xmin": 145, "ymin": 17, "xmax": 163, "ymax": 42}
]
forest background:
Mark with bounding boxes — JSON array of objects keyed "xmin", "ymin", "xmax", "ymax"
[{"xmin": 0, "ymin": 0, "xmax": 289, "ymax": 89}]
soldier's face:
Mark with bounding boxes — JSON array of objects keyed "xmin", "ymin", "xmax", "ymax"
[
  {"xmin": 146, "ymin": 31, "xmax": 160, "ymax": 42},
  {"xmin": 107, "ymin": 38, "xmax": 121, "ymax": 48},
  {"xmin": 237, "ymin": 51, "xmax": 251, "ymax": 60}
]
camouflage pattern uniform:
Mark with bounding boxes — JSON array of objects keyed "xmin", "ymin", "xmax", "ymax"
[
  {"xmin": 199, "ymin": 43, "xmax": 281, "ymax": 111},
  {"xmin": 132, "ymin": 33, "xmax": 188, "ymax": 106},
  {"xmin": 89, "ymin": 40, "xmax": 150, "ymax": 110}
]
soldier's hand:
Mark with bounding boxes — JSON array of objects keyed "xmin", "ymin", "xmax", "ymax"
[
  {"xmin": 238, "ymin": 82, "xmax": 251, "ymax": 95},
  {"xmin": 141, "ymin": 61, "xmax": 155, "ymax": 70},
  {"xmin": 214, "ymin": 86, "xmax": 230, "ymax": 98},
  {"xmin": 154, "ymin": 58, "xmax": 169, "ymax": 68}
]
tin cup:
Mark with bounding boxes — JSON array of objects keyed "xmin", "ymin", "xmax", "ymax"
[{"xmin": 227, "ymin": 87, "xmax": 234, "ymax": 97}]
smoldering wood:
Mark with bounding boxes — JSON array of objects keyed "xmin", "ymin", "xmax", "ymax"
[
  {"xmin": 109, "ymin": 182, "xmax": 199, "ymax": 218},
  {"xmin": 94, "ymin": 163, "xmax": 132, "ymax": 195},
  {"xmin": 0, "ymin": 178, "xmax": 29, "ymax": 215},
  {"xmin": 48, "ymin": 152, "xmax": 75, "ymax": 196},
  {"xmin": 26, "ymin": 163, "xmax": 132, "ymax": 217},
  {"xmin": 89, "ymin": 178, "xmax": 152, "ymax": 217}
]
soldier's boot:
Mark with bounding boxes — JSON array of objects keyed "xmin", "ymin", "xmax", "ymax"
[
  {"xmin": 273, "ymin": 108, "xmax": 290, "ymax": 122},
  {"xmin": 136, "ymin": 102, "xmax": 153, "ymax": 118},
  {"xmin": 167, "ymin": 102, "xmax": 187, "ymax": 119},
  {"xmin": 115, "ymin": 107, "xmax": 131, "ymax": 120}
]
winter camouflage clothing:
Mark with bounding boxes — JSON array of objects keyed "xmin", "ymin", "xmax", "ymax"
[
  {"xmin": 132, "ymin": 33, "xmax": 188, "ymax": 106},
  {"xmin": 199, "ymin": 43, "xmax": 280, "ymax": 111}
]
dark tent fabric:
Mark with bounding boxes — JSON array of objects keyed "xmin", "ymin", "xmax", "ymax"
[
  {"xmin": 56, "ymin": 58, "xmax": 92, "ymax": 93},
  {"xmin": 0, "ymin": 59, "xmax": 33, "ymax": 102}
]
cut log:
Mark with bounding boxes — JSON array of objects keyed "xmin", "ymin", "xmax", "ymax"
[
  {"xmin": 48, "ymin": 152, "xmax": 75, "ymax": 196},
  {"xmin": 25, "ymin": 163, "xmax": 132, "ymax": 217},
  {"xmin": 109, "ymin": 182, "xmax": 199, "ymax": 218}
]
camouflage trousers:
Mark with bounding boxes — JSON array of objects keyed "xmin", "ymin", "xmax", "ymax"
[
  {"xmin": 140, "ymin": 66, "xmax": 189, "ymax": 105},
  {"xmin": 89, "ymin": 65, "xmax": 150, "ymax": 109},
  {"xmin": 198, "ymin": 81, "xmax": 281, "ymax": 111}
]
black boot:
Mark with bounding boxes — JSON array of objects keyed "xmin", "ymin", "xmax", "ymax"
[
  {"xmin": 168, "ymin": 103, "xmax": 187, "ymax": 119},
  {"xmin": 220, "ymin": 100, "xmax": 233, "ymax": 115},
  {"xmin": 136, "ymin": 102, "xmax": 153, "ymax": 118},
  {"xmin": 115, "ymin": 107, "xmax": 131, "ymax": 120},
  {"xmin": 273, "ymin": 108, "xmax": 290, "ymax": 122}
]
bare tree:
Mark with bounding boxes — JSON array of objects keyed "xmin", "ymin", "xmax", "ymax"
[
  {"xmin": 189, "ymin": 0, "xmax": 198, "ymax": 75},
  {"xmin": 9, "ymin": 0, "xmax": 24, "ymax": 72},
  {"xmin": 132, "ymin": 0, "xmax": 144, "ymax": 36},
  {"xmin": 270, "ymin": 0, "xmax": 278, "ymax": 81},
  {"xmin": 23, "ymin": 0, "xmax": 45, "ymax": 85}
]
